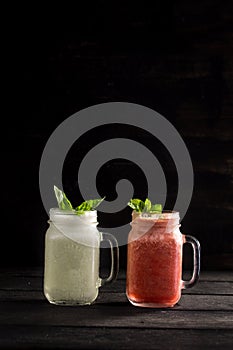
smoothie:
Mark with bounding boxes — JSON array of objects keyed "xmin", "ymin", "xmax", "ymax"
[
  {"xmin": 126, "ymin": 212, "xmax": 183, "ymax": 307},
  {"xmin": 44, "ymin": 209, "xmax": 100, "ymax": 305}
]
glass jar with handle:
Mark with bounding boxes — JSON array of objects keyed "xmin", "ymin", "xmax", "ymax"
[
  {"xmin": 126, "ymin": 211, "xmax": 200, "ymax": 307},
  {"xmin": 44, "ymin": 208, "xmax": 119, "ymax": 305}
]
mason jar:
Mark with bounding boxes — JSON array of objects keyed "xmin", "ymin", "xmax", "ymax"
[
  {"xmin": 44, "ymin": 208, "xmax": 119, "ymax": 305},
  {"xmin": 126, "ymin": 211, "xmax": 200, "ymax": 307}
]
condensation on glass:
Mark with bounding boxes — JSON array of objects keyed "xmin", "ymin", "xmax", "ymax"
[
  {"xmin": 44, "ymin": 208, "xmax": 119, "ymax": 305},
  {"xmin": 126, "ymin": 211, "xmax": 200, "ymax": 308}
]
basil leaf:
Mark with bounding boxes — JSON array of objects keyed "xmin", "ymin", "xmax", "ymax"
[
  {"xmin": 75, "ymin": 197, "xmax": 105, "ymax": 213},
  {"xmin": 151, "ymin": 204, "xmax": 163, "ymax": 213},
  {"xmin": 54, "ymin": 186, "xmax": 105, "ymax": 215},
  {"xmin": 88, "ymin": 198, "xmax": 105, "ymax": 209},
  {"xmin": 143, "ymin": 198, "xmax": 151, "ymax": 212},
  {"xmin": 128, "ymin": 199, "xmax": 145, "ymax": 212},
  {"xmin": 128, "ymin": 198, "xmax": 163, "ymax": 214},
  {"xmin": 54, "ymin": 186, "xmax": 73, "ymax": 211}
]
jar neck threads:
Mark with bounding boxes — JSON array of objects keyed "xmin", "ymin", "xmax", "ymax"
[
  {"xmin": 49, "ymin": 208, "xmax": 98, "ymax": 227},
  {"xmin": 131, "ymin": 211, "xmax": 180, "ymax": 235}
]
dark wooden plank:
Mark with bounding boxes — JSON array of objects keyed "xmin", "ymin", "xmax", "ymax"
[
  {"xmin": 0, "ymin": 326, "xmax": 233, "ymax": 349},
  {"xmin": 0, "ymin": 290, "xmax": 44, "ymax": 301},
  {"xmin": 0, "ymin": 276, "xmax": 232, "ymax": 295},
  {"xmin": 178, "ymin": 119, "xmax": 233, "ymax": 141},
  {"xmin": 0, "ymin": 269, "xmax": 127, "ymax": 280},
  {"xmin": 0, "ymin": 302, "xmax": 232, "ymax": 329},
  {"xmin": 175, "ymin": 294, "xmax": 233, "ymax": 311},
  {"xmin": 0, "ymin": 291, "xmax": 232, "ymax": 311},
  {"xmin": 0, "ymin": 270, "xmax": 232, "ymax": 281},
  {"xmin": 0, "ymin": 275, "xmax": 43, "ymax": 290},
  {"xmin": 199, "ymin": 271, "xmax": 233, "ymax": 282},
  {"xmin": 202, "ymin": 255, "xmax": 233, "ymax": 271},
  {"xmin": 182, "ymin": 281, "xmax": 233, "ymax": 295},
  {"xmin": 0, "ymin": 269, "xmax": 43, "ymax": 277}
]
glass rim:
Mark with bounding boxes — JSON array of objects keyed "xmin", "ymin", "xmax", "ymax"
[
  {"xmin": 132, "ymin": 210, "xmax": 180, "ymax": 220},
  {"xmin": 132, "ymin": 209, "xmax": 179, "ymax": 215},
  {"xmin": 49, "ymin": 208, "xmax": 97, "ymax": 216}
]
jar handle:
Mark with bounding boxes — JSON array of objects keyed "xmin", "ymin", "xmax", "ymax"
[
  {"xmin": 99, "ymin": 232, "xmax": 119, "ymax": 286},
  {"xmin": 181, "ymin": 235, "xmax": 201, "ymax": 289}
]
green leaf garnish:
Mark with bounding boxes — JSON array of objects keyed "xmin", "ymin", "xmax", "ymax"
[
  {"xmin": 128, "ymin": 198, "xmax": 162, "ymax": 214},
  {"xmin": 127, "ymin": 198, "xmax": 145, "ymax": 212},
  {"xmin": 54, "ymin": 185, "xmax": 73, "ymax": 211},
  {"xmin": 151, "ymin": 204, "xmax": 163, "ymax": 213},
  {"xmin": 75, "ymin": 198, "xmax": 105, "ymax": 215},
  {"xmin": 143, "ymin": 198, "xmax": 152, "ymax": 212},
  {"xmin": 54, "ymin": 185, "xmax": 105, "ymax": 215}
]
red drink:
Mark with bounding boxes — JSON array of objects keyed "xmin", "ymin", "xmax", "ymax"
[{"xmin": 127, "ymin": 211, "xmax": 184, "ymax": 307}]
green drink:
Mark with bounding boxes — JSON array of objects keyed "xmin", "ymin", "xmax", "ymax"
[{"xmin": 44, "ymin": 209, "xmax": 118, "ymax": 305}]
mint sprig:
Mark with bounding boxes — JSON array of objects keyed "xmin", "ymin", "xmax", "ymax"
[
  {"xmin": 54, "ymin": 186, "xmax": 104, "ymax": 215},
  {"xmin": 75, "ymin": 198, "xmax": 105, "ymax": 215},
  {"xmin": 127, "ymin": 199, "xmax": 145, "ymax": 212},
  {"xmin": 54, "ymin": 185, "xmax": 73, "ymax": 211},
  {"xmin": 128, "ymin": 198, "xmax": 162, "ymax": 214}
]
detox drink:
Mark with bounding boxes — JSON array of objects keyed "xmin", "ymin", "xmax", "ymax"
[
  {"xmin": 44, "ymin": 208, "xmax": 119, "ymax": 305},
  {"xmin": 126, "ymin": 211, "xmax": 200, "ymax": 307},
  {"xmin": 44, "ymin": 209, "xmax": 100, "ymax": 305}
]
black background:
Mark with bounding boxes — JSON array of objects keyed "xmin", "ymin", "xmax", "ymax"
[{"xmin": 3, "ymin": 1, "xmax": 233, "ymax": 270}]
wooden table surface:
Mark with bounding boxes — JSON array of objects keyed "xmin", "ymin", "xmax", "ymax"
[{"xmin": 0, "ymin": 270, "xmax": 232, "ymax": 349}]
